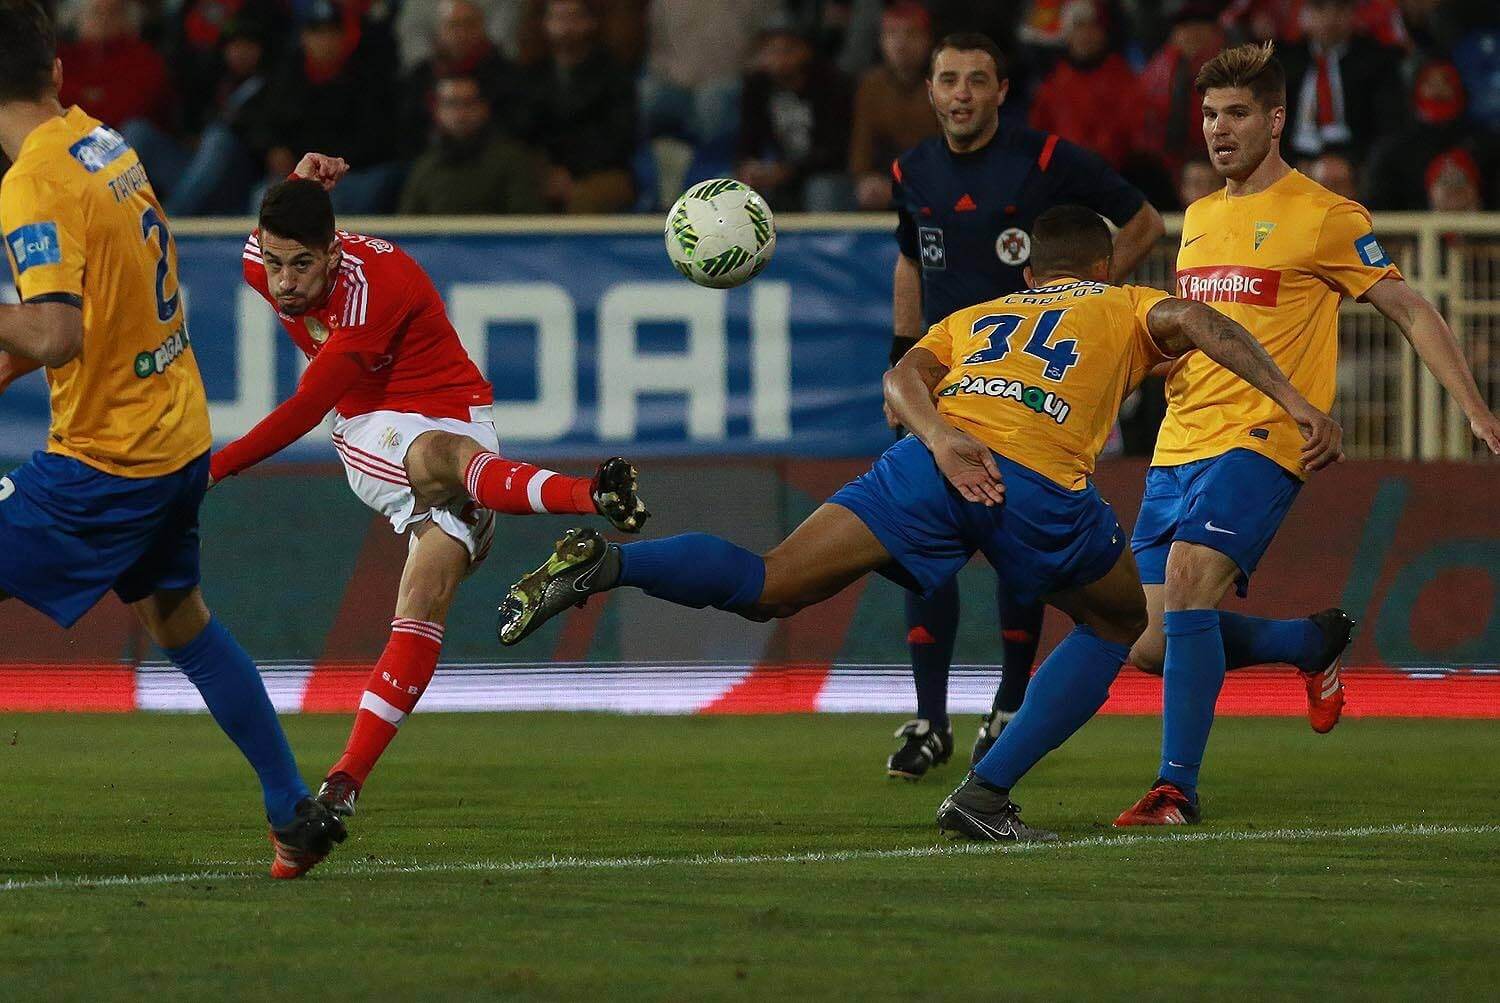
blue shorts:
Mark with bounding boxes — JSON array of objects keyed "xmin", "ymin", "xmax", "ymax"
[
  {"xmin": 1130, "ymin": 448, "xmax": 1302, "ymax": 598},
  {"xmin": 829, "ymin": 436, "xmax": 1125, "ymax": 607},
  {"xmin": 0, "ymin": 451, "xmax": 208, "ymax": 627}
]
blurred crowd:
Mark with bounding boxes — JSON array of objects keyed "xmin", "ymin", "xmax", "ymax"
[{"xmin": 19, "ymin": 0, "xmax": 1500, "ymax": 216}]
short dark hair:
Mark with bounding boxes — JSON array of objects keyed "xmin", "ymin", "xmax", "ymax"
[
  {"xmin": 928, "ymin": 32, "xmax": 1007, "ymax": 81},
  {"xmin": 259, "ymin": 178, "xmax": 337, "ymax": 249},
  {"xmin": 1195, "ymin": 42, "xmax": 1286, "ymax": 110},
  {"xmin": 0, "ymin": 1, "xmax": 55, "ymax": 104},
  {"xmin": 1029, "ymin": 205, "xmax": 1112, "ymax": 277}
]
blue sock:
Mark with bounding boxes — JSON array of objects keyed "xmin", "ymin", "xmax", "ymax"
[
  {"xmin": 973, "ymin": 626, "xmax": 1128, "ymax": 789},
  {"xmin": 994, "ymin": 586, "xmax": 1044, "ymax": 714},
  {"xmin": 617, "ymin": 534, "xmax": 766, "ymax": 611},
  {"xmin": 906, "ymin": 579, "xmax": 960, "ymax": 729},
  {"xmin": 1218, "ymin": 611, "xmax": 1322, "ymax": 671},
  {"xmin": 1159, "ymin": 609, "xmax": 1226, "ymax": 796},
  {"xmin": 165, "ymin": 618, "xmax": 308, "ymax": 827}
]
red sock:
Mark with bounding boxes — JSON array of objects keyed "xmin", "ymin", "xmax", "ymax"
[
  {"xmin": 464, "ymin": 451, "xmax": 593, "ymax": 515},
  {"xmin": 331, "ymin": 618, "xmax": 443, "ymax": 785}
]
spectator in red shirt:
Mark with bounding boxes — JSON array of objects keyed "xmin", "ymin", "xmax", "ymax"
[
  {"xmin": 1028, "ymin": 0, "xmax": 1142, "ymax": 171},
  {"xmin": 58, "ymin": 0, "xmax": 172, "ymax": 130},
  {"xmin": 1138, "ymin": 3, "xmax": 1226, "ymax": 177}
]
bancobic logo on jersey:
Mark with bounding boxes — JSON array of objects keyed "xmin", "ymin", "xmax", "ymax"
[{"xmin": 1176, "ymin": 265, "xmax": 1281, "ymax": 306}]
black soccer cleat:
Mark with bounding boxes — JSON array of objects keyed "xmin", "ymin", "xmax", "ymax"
[
  {"xmin": 970, "ymin": 709, "xmax": 1015, "ymax": 766},
  {"xmin": 936, "ymin": 773, "xmax": 1058, "ymax": 842},
  {"xmin": 497, "ymin": 527, "xmax": 617, "ymax": 646},
  {"xmin": 886, "ymin": 718, "xmax": 954, "ymax": 780},
  {"xmin": 592, "ymin": 457, "xmax": 650, "ymax": 533},
  {"xmin": 316, "ymin": 770, "xmax": 362, "ymax": 818},
  {"xmin": 268, "ymin": 797, "xmax": 348, "ymax": 879}
]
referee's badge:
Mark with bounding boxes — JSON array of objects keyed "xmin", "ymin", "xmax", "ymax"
[
  {"xmin": 996, "ymin": 227, "xmax": 1031, "ymax": 266},
  {"xmin": 919, "ymin": 227, "xmax": 947, "ymax": 270}
]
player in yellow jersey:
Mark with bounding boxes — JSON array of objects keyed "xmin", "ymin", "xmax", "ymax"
[
  {"xmin": 1115, "ymin": 43, "xmax": 1500, "ymax": 827},
  {"xmin": 0, "ymin": 1, "xmax": 342, "ymax": 877},
  {"xmin": 494, "ymin": 206, "xmax": 1338, "ymax": 839}
]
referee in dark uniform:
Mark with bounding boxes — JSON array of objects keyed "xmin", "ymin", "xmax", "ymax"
[{"xmin": 884, "ymin": 32, "xmax": 1164, "ymax": 780}]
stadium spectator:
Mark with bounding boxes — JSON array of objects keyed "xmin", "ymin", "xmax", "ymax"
[
  {"xmin": 1028, "ymin": 0, "xmax": 1143, "ymax": 171},
  {"xmin": 520, "ymin": 0, "xmax": 635, "ymax": 214},
  {"xmin": 399, "ymin": 75, "xmax": 544, "ymax": 215},
  {"xmin": 1139, "ymin": 3, "xmax": 1227, "ymax": 176},
  {"xmin": 400, "ymin": 0, "xmax": 522, "ymax": 154},
  {"xmin": 848, "ymin": 2, "xmax": 937, "ymax": 211},
  {"xmin": 1306, "ymin": 148, "xmax": 1359, "ymax": 197},
  {"xmin": 247, "ymin": 0, "xmax": 402, "ymax": 213},
  {"xmin": 781, "ymin": 0, "xmax": 886, "ymax": 76},
  {"xmin": 1425, "ymin": 147, "xmax": 1484, "ymax": 210},
  {"xmin": 737, "ymin": 18, "xmax": 854, "ymax": 211},
  {"xmin": 1177, "ymin": 158, "xmax": 1222, "ymax": 205},
  {"xmin": 57, "ymin": 0, "xmax": 172, "ymax": 131},
  {"xmin": 396, "ymin": 0, "xmax": 525, "ymax": 67},
  {"xmin": 167, "ymin": 0, "xmax": 289, "ymax": 136},
  {"xmin": 1219, "ymin": 0, "xmax": 1409, "ymax": 47},
  {"xmin": 1281, "ymin": 0, "xmax": 1404, "ymax": 164},
  {"xmin": 640, "ymin": 0, "xmax": 766, "ymax": 159},
  {"xmin": 1362, "ymin": 59, "xmax": 1492, "ymax": 209}
]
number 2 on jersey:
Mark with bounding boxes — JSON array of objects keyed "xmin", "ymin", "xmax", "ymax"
[
  {"xmin": 139, "ymin": 206, "xmax": 180, "ymax": 323},
  {"xmin": 961, "ymin": 308, "xmax": 1080, "ymax": 381}
]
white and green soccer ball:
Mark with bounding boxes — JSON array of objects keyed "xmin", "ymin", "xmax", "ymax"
[{"xmin": 664, "ymin": 179, "xmax": 776, "ymax": 289}]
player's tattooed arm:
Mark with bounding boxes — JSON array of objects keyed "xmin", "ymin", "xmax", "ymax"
[
  {"xmin": 1363, "ymin": 277, "xmax": 1500, "ymax": 455},
  {"xmin": 0, "ymin": 300, "xmax": 83, "ymax": 369},
  {"xmin": 1147, "ymin": 298, "xmax": 1344, "ymax": 471},
  {"xmin": 885, "ymin": 347, "xmax": 1005, "ymax": 505}
]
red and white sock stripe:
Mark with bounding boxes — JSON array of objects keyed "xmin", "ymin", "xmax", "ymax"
[
  {"xmin": 358, "ymin": 690, "xmax": 409, "ymax": 727},
  {"xmin": 464, "ymin": 452, "xmax": 557, "ymax": 514},
  {"xmin": 391, "ymin": 617, "xmax": 445, "ymax": 646}
]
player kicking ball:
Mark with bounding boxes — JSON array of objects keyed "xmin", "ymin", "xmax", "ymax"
[
  {"xmin": 1114, "ymin": 43, "xmax": 1500, "ymax": 827},
  {"xmin": 211, "ymin": 154, "xmax": 649, "ymax": 820},
  {"xmin": 0, "ymin": 2, "xmax": 342, "ymax": 878},
  {"xmin": 498, "ymin": 205, "xmax": 1341, "ymax": 840}
]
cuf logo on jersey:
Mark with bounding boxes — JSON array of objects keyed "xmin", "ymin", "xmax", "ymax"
[
  {"xmin": 1355, "ymin": 233, "xmax": 1391, "ymax": 268},
  {"xmin": 6, "ymin": 222, "xmax": 61, "ymax": 274},
  {"xmin": 995, "ymin": 227, "xmax": 1031, "ymax": 266},
  {"xmin": 918, "ymin": 227, "xmax": 946, "ymax": 270},
  {"xmin": 1253, "ymin": 221, "xmax": 1275, "ymax": 250}
]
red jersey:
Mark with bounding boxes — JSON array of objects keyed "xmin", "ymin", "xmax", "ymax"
[{"xmin": 241, "ymin": 229, "xmax": 491, "ymax": 421}]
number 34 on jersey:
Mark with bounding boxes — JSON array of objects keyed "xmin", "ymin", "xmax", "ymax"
[{"xmin": 914, "ymin": 279, "xmax": 1172, "ymax": 491}]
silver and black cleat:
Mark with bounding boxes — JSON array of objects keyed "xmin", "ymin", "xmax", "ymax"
[
  {"xmin": 886, "ymin": 718, "xmax": 954, "ymax": 780},
  {"xmin": 316, "ymin": 770, "xmax": 361, "ymax": 819},
  {"xmin": 592, "ymin": 457, "xmax": 650, "ymax": 533},
  {"xmin": 498, "ymin": 528, "xmax": 616, "ymax": 646},
  {"xmin": 936, "ymin": 772, "xmax": 1058, "ymax": 842},
  {"xmin": 970, "ymin": 709, "xmax": 1014, "ymax": 766}
]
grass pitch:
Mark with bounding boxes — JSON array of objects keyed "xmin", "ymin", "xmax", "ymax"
[{"xmin": 1, "ymin": 712, "xmax": 1496, "ymax": 1000}]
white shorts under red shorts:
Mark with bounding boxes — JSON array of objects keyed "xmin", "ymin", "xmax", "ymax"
[{"xmin": 331, "ymin": 406, "xmax": 498, "ymax": 566}]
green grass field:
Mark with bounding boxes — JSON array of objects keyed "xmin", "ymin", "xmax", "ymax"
[{"xmin": 2, "ymin": 712, "xmax": 1496, "ymax": 1000}]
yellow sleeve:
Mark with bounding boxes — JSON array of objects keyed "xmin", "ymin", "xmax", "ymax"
[
  {"xmin": 914, "ymin": 318, "xmax": 955, "ymax": 368},
  {"xmin": 1128, "ymin": 285, "xmax": 1174, "ymax": 366},
  {"xmin": 0, "ymin": 170, "xmax": 85, "ymax": 304},
  {"xmin": 1315, "ymin": 200, "xmax": 1402, "ymax": 301}
]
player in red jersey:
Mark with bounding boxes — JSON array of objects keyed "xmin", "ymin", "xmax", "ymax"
[{"xmin": 211, "ymin": 154, "xmax": 649, "ymax": 820}]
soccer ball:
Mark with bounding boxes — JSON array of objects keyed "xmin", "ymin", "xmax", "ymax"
[{"xmin": 664, "ymin": 179, "xmax": 776, "ymax": 289}]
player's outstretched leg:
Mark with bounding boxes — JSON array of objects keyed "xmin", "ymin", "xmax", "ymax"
[
  {"xmin": 1134, "ymin": 593, "xmax": 1355, "ymax": 733},
  {"xmin": 890, "ymin": 582, "xmax": 959, "ymax": 781},
  {"xmin": 406, "ymin": 429, "xmax": 649, "ymax": 532},
  {"xmin": 498, "ymin": 502, "xmax": 891, "ymax": 646},
  {"xmin": 321, "ymin": 523, "xmax": 467, "ymax": 817},
  {"xmin": 972, "ymin": 583, "xmax": 1046, "ymax": 766},
  {"xmin": 938, "ymin": 548, "xmax": 1144, "ymax": 842},
  {"xmin": 133, "ymin": 588, "xmax": 345, "ymax": 877}
]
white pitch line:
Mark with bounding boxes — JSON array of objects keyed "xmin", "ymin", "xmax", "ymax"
[{"xmin": 2, "ymin": 823, "xmax": 1495, "ymax": 894}]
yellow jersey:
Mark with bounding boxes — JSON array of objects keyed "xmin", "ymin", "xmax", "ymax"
[
  {"xmin": 0, "ymin": 107, "xmax": 210, "ymax": 478},
  {"xmin": 916, "ymin": 279, "xmax": 1172, "ymax": 490},
  {"xmin": 1157, "ymin": 169, "xmax": 1400, "ymax": 477}
]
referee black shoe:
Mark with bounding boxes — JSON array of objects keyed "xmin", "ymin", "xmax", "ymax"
[
  {"xmin": 498, "ymin": 528, "xmax": 619, "ymax": 646},
  {"xmin": 937, "ymin": 773, "xmax": 1058, "ymax": 842},
  {"xmin": 886, "ymin": 718, "xmax": 953, "ymax": 780},
  {"xmin": 970, "ymin": 709, "xmax": 1015, "ymax": 766}
]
